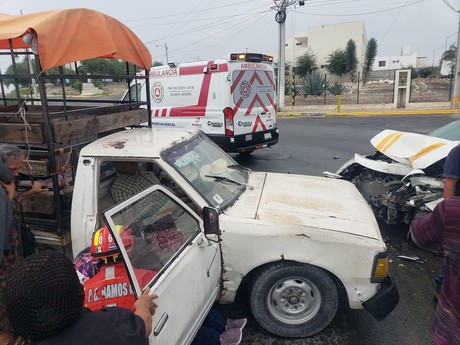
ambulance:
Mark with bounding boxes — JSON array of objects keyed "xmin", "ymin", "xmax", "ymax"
[{"xmin": 123, "ymin": 53, "xmax": 279, "ymax": 154}]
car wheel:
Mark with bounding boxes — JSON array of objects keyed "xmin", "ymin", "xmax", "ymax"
[{"xmin": 249, "ymin": 262, "xmax": 339, "ymax": 338}]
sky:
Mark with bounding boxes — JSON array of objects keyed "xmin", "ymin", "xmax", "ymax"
[{"xmin": 0, "ymin": 0, "xmax": 458, "ymax": 68}]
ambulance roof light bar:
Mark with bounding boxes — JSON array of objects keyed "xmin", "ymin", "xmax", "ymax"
[{"xmin": 229, "ymin": 53, "xmax": 273, "ymax": 63}]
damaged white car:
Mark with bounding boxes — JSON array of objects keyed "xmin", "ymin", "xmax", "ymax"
[{"xmin": 325, "ymin": 119, "xmax": 460, "ymax": 225}]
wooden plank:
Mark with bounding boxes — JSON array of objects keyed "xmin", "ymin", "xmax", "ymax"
[
  {"xmin": 22, "ymin": 193, "xmax": 55, "ymax": 214},
  {"xmin": 53, "ymin": 108, "xmax": 148, "ymax": 143},
  {"xmin": 0, "ymin": 123, "xmax": 44, "ymax": 144},
  {"xmin": 31, "ymin": 229, "xmax": 71, "ymax": 247},
  {"xmin": 20, "ymin": 152, "xmax": 72, "ymax": 176},
  {"xmin": 20, "ymin": 160, "xmax": 48, "ymax": 176}
]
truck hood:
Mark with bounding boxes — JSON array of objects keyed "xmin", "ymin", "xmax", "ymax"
[
  {"xmin": 225, "ymin": 172, "xmax": 382, "ymax": 240},
  {"xmin": 370, "ymin": 129, "xmax": 459, "ymax": 169}
]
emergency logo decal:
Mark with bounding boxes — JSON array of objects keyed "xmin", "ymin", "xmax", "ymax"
[
  {"xmin": 152, "ymin": 82, "xmax": 164, "ymax": 104},
  {"xmin": 239, "ymin": 80, "xmax": 251, "ymax": 99}
]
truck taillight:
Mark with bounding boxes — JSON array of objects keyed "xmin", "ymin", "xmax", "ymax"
[{"xmin": 223, "ymin": 107, "xmax": 234, "ymax": 136}]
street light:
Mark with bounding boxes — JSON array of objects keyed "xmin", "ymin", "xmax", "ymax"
[{"xmin": 155, "ymin": 43, "xmax": 169, "ymax": 63}]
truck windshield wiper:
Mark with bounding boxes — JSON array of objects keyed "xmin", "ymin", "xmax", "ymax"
[{"xmin": 204, "ymin": 175, "xmax": 254, "ymax": 190}]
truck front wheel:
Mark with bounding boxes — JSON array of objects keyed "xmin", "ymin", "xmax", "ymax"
[{"xmin": 249, "ymin": 262, "xmax": 339, "ymax": 338}]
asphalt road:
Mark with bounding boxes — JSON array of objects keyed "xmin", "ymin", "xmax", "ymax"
[{"xmin": 218, "ymin": 114, "xmax": 460, "ymax": 345}]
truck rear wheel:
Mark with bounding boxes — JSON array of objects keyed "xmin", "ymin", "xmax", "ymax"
[{"xmin": 249, "ymin": 262, "xmax": 338, "ymax": 338}]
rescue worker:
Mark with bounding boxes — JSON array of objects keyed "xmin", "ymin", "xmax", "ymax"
[
  {"xmin": 84, "ymin": 225, "xmax": 156, "ymax": 311},
  {"xmin": 4, "ymin": 250, "xmax": 158, "ymax": 345}
]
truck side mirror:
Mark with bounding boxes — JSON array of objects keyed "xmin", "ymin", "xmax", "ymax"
[{"xmin": 203, "ymin": 206, "xmax": 219, "ymax": 235}]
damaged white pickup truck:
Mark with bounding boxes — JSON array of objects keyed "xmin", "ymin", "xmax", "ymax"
[
  {"xmin": 328, "ymin": 119, "xmax": 460, "ymax": 225},
  {"xmin": 71, "ymin": 127, "xmax": 398, "ymax": 344}
]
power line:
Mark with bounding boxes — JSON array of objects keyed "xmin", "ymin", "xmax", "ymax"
[
  {"xmin": 166, "ymin": 10, "xmax": 271, "ymax": 55},
  {"xmin": 379, "ymin": 0, "xmax": 410, "ymax": 45},
  {"xmin": 122, "ymin": 0, "xmax": 267, "ymax": 22},
  {"xmin": 144, "ymin": 9, "xmax": 269, "ymax": 45},
  {"xmin": 295, "ymin": 0, "xmax": 425, "ymax": 16}
]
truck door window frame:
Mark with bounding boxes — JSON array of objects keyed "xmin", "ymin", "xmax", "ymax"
[{"xmin": 103, "ymin": 185, "xmax": 203, "ymax": 295}]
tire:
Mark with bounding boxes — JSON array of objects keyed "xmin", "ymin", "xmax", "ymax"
[{"xmin": 249, "ymin": 262, "xmax": 339, "ymax": 338}]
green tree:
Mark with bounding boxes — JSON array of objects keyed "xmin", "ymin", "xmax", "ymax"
[
  {"xmin": 296, "ymin": 51, "xmax": 317, "ymax": 78},
  {"xmin": 363, "ymin": 38, "xmax": 378, "ymax": 85},
  {"xmin": 441, "ymin": 44, "xmax": 456, "ymax": 62},
  {"xmin": 326, "ymin": 49, "xmax": 347, "ymax": 77},
  {"xmin": 4, "ymin": 57, "xmax": 32, "ymax": 87},
  {"xmin": 345, "ymin": 39, "xmax": 358, "ymax": 82},
  {"xmin": 79, "ymin": 58, "xmax": 139, "ymax": 80},
  {"xmin": 153, "ymin": 61, "xmax": 164, "ymax": 67}
]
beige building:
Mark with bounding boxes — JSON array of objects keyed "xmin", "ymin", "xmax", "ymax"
[{"xmin": 281, "ymin": 21, "xmax": 368, "ymax": 77}]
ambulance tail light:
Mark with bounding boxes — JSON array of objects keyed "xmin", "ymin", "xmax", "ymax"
[
  {"xmin": 263, "ymin": 55, "xmax": 273, "ymax": 63},
  {"xmin": 229, "ymin": 53, "xmax": 271, "ymax": 63},
  {"xmin": 223, "ymin": 107, "xmax": 234, "ymax": 136}
]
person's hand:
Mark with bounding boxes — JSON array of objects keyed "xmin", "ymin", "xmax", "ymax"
[
  {"xmin": 134, "ymin": 287, "xmax": 158, "ymax": 337},
  {"xmin": 29, "ymin": 181, "xmax": 48, "ymax": 194},
  {"xmin": 135, "ymin": 287, "xmax": 158, "ymax": 315},
  {"xmin": 0, "ymin": 180, "xmax": 16, "ymax": 200}
]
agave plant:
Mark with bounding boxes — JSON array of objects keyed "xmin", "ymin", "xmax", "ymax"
[
  {"xmin": 327, "ymin": 81, "xmax": 346, "ymax": 95},
  {"xmin": 299, "ymin": 70, "xmax": 327, "ymax": 96}
]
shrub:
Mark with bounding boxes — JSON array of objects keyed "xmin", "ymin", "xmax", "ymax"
[
  {"xmin": 92, "ymin": 80, "xmax": 103, "ymax": 89},
  {"xmin": 72, "ymin": 81, "xmax": 82, "ymax": 92},
  {"xmin": 327, "ymin": 81, "xmax": 346, "ymax": 95},
  {"xmin": 299, "ymin": 70, "xmax": 327, "ymax": 96},
  {"xmin": 418, "ymin": 67, "xmax": 436, "ymax": 78}
]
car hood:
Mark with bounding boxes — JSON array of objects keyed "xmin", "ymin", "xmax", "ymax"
[
  {"xmin": 370, "ymin": 129, "xmax": 459, "ymax": 169},
  {"xmin": 225, "ymin": 172, "xmax": 382, "ymax": 240}
]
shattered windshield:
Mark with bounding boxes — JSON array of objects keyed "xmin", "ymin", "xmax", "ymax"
[{"xmin": 163, "ymin": 133, "xmax": 249, "ymax": 210}]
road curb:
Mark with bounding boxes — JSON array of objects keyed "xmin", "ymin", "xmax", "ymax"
[{"xmin": 278, "ymin": 109, "xmax": 460, "ymax": 117}]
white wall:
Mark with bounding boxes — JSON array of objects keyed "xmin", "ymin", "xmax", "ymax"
[
  {"xmin": 372, "ymin": 55, "xmax": 417, "ymax": 71},
  {"xmin": 308, "ymin": 21, "xmax": 367, "ymax": 74},
  {"xmin": 276, "ymin": 21, "xmax": 367, "ymax": 77}
]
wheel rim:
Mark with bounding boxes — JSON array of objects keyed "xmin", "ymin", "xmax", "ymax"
[{"xmin": 267, "ymin": 277, "xmax": 321, "ymax": 324}]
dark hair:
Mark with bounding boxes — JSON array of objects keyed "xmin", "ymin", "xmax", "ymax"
[{"xmin": 5, "ymin": 251, "xmax": 84, "ymax": 341}]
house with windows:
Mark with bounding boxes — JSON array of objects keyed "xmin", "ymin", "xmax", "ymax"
[{"xmin": 372, "ymin": 46, "xmax": 428, "ymax": 71}]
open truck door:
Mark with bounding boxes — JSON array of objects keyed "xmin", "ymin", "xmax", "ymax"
[{"xmin": 103, "ymin": 185, "xmax": 221, "ymax": 345}]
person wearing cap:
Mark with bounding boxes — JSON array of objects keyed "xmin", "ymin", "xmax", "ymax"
[{"xmin": 4, "ymin": 251, "xmax": 158, "ymax": 345}]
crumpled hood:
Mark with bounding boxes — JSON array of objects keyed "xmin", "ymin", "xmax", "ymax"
[
  {"xmin": 370, "ymin": 129, "xmax": 459, "ymax": 169},
  {"xmin": 225, "ymin": 172, "xmax": 382, "ymax": 240}
]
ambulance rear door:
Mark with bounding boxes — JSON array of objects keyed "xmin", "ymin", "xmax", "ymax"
[{"xmin": 229, "ymin": 58, "xmax": 277, "ymax": 137}]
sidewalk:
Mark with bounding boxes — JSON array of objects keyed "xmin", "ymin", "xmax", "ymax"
[{"xmin": 277, "ymin": 101, "xmax": 460, "ymax": 117}]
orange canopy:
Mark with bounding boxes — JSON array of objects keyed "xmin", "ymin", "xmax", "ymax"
[{"xmin": 0, "ymin": 8, "xmax": 152, "ymax": 70}]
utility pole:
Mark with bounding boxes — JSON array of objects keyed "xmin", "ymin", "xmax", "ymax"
[
  {"xmin": 156, "ymin": 43, "xmax": 169, "ymax": 63},
  {"xmin": 272, "ymin": 1, "xmax": 305, "ymax": 112},
  {"xmin": 453, "ymin": 13, "xmax": 460, "ymax": 108},
  {"xmin": 443, "ymin": 0, "xmax": 460, "ymax": 108}
]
